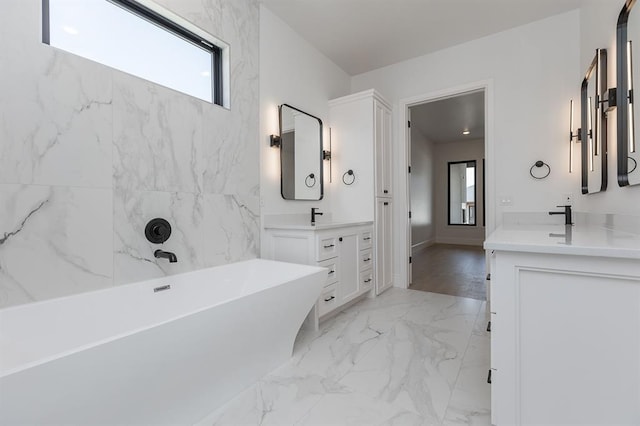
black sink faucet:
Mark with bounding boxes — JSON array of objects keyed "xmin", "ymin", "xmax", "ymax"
[
  {"xmin": 154, "ymin": 249, "xmax": 178, "ymax": 263},
  {"xmin": 549, "ymin": 205, "xmax": 573, "ymax": 225},
  {"xmin": 311, "ymin": 207, "xmax": 323, "ymax": 226}
]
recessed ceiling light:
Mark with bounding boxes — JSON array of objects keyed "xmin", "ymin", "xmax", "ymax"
[
  {"xmin": 62, "ymin": 26, "xmax": 78, "ymax": 35},
  {"xmin": 462, "ymin": 130, "xmax": 470, "ymax": 135}
]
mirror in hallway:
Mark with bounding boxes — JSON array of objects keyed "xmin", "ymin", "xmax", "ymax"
[{"xmin": 448, "ymin": 160, "xmax": 476, "ymax": 225}]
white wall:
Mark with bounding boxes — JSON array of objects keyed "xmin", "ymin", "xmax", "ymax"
[
  {"xmin": 351, "ymin": 11, "xmax": 581, "ymax": 287},
  {"xmin": 579, "ymin": 0, "xmax": 640, "ymax": 214},
  {"xmin": 260, "ymin": 5, "xmax": 351, "ymax": 233},
  {"xmin": 0, "ymin": 0, "xmax": 260, "ymax": 308},
  {"xmin": 409, "ymin": 128, "xmax": 435, "ymax": 250},
  {"xmin": 434, "ymin": 139, "xmax": 485, "ymax": 246}
]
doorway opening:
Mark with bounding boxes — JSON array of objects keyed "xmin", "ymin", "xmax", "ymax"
[{"xmin": 407, "ymin": 89, "xmax": 487, "ymax": 300}]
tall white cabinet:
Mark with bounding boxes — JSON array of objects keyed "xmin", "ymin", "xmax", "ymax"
[{"xmin": 329, "ymin": 89, "xmax": 393, "ymax": 295}]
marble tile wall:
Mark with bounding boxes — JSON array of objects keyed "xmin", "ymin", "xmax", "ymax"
[{"xmin": 0, "ymin": 0, "xmax": 260, "ymax": 307}]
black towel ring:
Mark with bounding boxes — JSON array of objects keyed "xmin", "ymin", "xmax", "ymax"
[
  {"xmin": 530, "ymin": 160, "xmax": 551, "ymax": 180},
  {"xmin": 629, "ymin": 157, "xmax": 638, "ymax": 174},
  {"xmin": 342, "ymin": 169, "xmax": 355, "ymax": 185},
  {"xmin": 305, "ymin": 173, "xmax": 316, "ymax": 188}
]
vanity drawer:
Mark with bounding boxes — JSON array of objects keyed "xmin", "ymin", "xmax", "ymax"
[
  {"xmin": 318, "ymin": 283, "xmax": 339, "ymax": 317},
  {"xmin": 317, "ymin": 258, "xmax": 339, "ymax": 286},
  {"xmin": 360, "ymin": 230, "xmax": 373, "ymax": 250},
  {"xmin": 360, "ymin": 270, "xmax": 374, "ymax": 290},
  {"xmin": 316, "ymin": 235, "xmax": 339, "ymax": 261},
  {"xmin": 359, "ymin": 248, "xmax": 373, "ymax": 270}
]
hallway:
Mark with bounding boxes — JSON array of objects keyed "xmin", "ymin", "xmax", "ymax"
[{"xmin": 409, "ymin": 244, "xmax": 486, "ymax": 300}]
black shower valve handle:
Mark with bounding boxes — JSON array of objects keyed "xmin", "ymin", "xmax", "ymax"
[{"xmin": 145, "ymin": 218, "xmax": 172, "ymax": 244}]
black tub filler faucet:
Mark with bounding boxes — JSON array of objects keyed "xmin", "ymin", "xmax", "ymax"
[{"xmin": 145, "ymin": 218, "xmax": 178, "ymax": 263}]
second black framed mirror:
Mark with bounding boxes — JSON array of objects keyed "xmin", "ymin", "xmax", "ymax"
[
  {"xmin": 581, "ymin": 48, "xmax": 608, "ymax": 194},
  {"xmin": 617, "ymin": 0, "xmax": 640, "ymax": 187}
]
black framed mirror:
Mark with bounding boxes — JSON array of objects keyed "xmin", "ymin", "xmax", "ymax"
[
  {"xmin": 448, "ymin": 160, "xmax": 476, "ymax": 226},
  {"xmin": 277, "ymin": 104, "xmax": 323, "ymax": 200},
  {"xmin": 617, "ymin": 0, "xmax": 640, "ymax": 186},
  {"xmin": 581, "ymin": 49, "xmax": 608, "ymax": 194}
]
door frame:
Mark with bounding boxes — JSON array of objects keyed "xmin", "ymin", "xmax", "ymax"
[{"xmin": 397, "ymin": 80, "xmax": 494, "ymax": 289}]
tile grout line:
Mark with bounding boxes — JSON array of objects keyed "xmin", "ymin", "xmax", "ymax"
[{"xmin": 440, "ymin": 301, "xmax": 485, "ymax": 423}]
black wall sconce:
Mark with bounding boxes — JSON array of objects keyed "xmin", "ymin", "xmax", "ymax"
[{"xmin": 270, "ymin": 134, "xmax": 281, "ymax": 148}]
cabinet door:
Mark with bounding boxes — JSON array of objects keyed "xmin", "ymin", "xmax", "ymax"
[
  {"xmin": 337, "ymin": 232, "xmax": 359, "ymax": 304},
  {"xmin": 374, "ymin": 100, "xmax": 392, "ymax": 198},
  {"xmin": 375, "ymin": 199, "xmax": 393, "ymax": 294}
]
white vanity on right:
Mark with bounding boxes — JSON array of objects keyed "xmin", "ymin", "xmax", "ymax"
[{"xmin": 484, "ymin": 214, "xmax": 640, "ymax": 425}]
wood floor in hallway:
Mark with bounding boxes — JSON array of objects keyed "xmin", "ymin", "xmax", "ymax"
[{"xmin": 409, "ymin": 243, "xmax": 486, "ymax": 300}]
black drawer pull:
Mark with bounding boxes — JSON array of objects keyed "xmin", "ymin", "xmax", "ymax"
[
  {"xmin": 363, "ymin": 237, "xmax": 371, "ymax": 241},
  {"xmin": 486, "ymin": 321, "xmax": 491, "ymax": 332},
  {"xmin": 324, "ymin": 295, "xmax": 335, "ymax": 302},
  {"xmin": 323, "ymin": 244, "xmax": 335, "ymax": 249},
  {"xmin": 384, "ymin": 189, "xmax": 388, "ymax": 193},
  {"xmin": 364, "ymin": 278, "xmax": 372, "ymax": 283},
  {"xmin": 487, "ymin": 369, "xmax": 492, "ymax": 384},
  {"xmin": 384, "ymin": 202, "xmax": 389, "ymax": 205},
  {"xmin": 328, "ymin": 270, "xmax": 335, "ymax": 274},
  {"xmin": 363, "ymin": 258, "xmax": 371, "ymax": 262}
]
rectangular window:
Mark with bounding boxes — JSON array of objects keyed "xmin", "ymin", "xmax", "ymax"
[{"xmin": 43, "ymin": 0, "xmax": 223, "ymax": 105}]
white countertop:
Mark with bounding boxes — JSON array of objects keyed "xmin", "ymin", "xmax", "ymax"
[
  {"xmin": 485, "ymin": 219, "xmax": 640, "ymax": 259},
  {"xmin": 264, "ymin": 220, "xmax": 373, "ymax": 231}
]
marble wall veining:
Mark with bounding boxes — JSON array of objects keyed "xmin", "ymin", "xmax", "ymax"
[{"xmin": 0, "ymin": 0, "xmax": 260, "ymax": 308}]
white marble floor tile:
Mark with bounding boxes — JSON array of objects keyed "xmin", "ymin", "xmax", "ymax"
[
  {"xmin": 338, "ymin": 320, "xmax": 470, "ymax": 423},
  {"xmin": 296, "ymin": 389, "xmax": 428, "ymax": 426},
  {"xmin": 471, "ymin": 301, "xmax": 491, "ymax": 338},
  {"xmin": 443, "ymin": 322, "xmax": 491, "ymax": 425},
  {"xmin": 402, "ymin": 292, "xmax": 482, "ymax": 334},
  {"xmin": 201, "ymin": 288, "xmax": 491, "ymax": 426}
]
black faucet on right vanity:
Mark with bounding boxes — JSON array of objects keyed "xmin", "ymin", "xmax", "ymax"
[{"xmin": 549, "ymin": 205, "xmax": 573, "ymax": 225}]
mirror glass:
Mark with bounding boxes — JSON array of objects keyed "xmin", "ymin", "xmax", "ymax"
[
  {"xmin": 448, "ymin": 160, "xmax": 476, "ymax": 226},
  {"xmin": 278, "ymin": 104, "xmax": 323, "ymax": 200},
  {"xmin": 581, "ymin": 49, "xmax": 608, "ymax": 194},
  {"xmin": 617, "ymin": 0, "xmax": 640, "ymax": 186}
]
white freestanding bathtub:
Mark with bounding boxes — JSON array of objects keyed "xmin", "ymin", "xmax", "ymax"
[{"xmin": 0, "ymin": 259, "xmax": 327, "ymax": 425}]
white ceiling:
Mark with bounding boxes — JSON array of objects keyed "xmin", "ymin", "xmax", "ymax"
[
  {"xmin": 260, "ymin": 0, "xmax": 584, "ymax": 75},
  {"xmin": 410, "ymin": 90, "xmax": 484, "ymax": 144}
]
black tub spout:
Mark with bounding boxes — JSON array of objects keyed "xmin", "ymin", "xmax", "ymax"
[{"xmin": 154, "ymin": 249, "xmax": 177, "ymax": 263}]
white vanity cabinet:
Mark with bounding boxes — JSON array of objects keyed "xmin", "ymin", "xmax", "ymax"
[
  {"xmin": 264, "ymin": 222, "xmax": 374, "ymax": 323},
  {"xmin": 329, "ymin": 89, "xmax": 393, "ymax": 295},
  {"xmin": 486, "ymin": 224, "xmax": 640, "ymax": 425}
]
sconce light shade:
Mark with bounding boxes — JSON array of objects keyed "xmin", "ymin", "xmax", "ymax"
[
  {"xmin": 270, "ymin": 135, "xmax": 281, "ymax": 148},
  {"xmin": 569, "ymin": 99, "xmax": 582, "ymax": 173}
]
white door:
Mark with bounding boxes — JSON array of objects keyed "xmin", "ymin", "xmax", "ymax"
[
  {"xmin": 376, "ymin": 198, "xmax": 393, "ymax": 294},
  {"xmin": 338, "ymin": 232, "xmax": 359, "ymax": 303},
  {"xmin": 406, "ymin": 108, "xmax": 412, "ymax": 286}
]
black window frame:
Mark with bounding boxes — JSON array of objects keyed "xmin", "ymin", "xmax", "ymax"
[{"xmin": 42, "ymin": 0, "xmax": 223, "ymax": 106}]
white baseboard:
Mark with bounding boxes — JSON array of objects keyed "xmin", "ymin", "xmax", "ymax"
[
  {"xmin": 435, "ymin": 237, "xmax": 484, "ymax": 247},
  {"xmin": 411, "ymin": 239, "xmax": 435, "ymax": 254}
]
